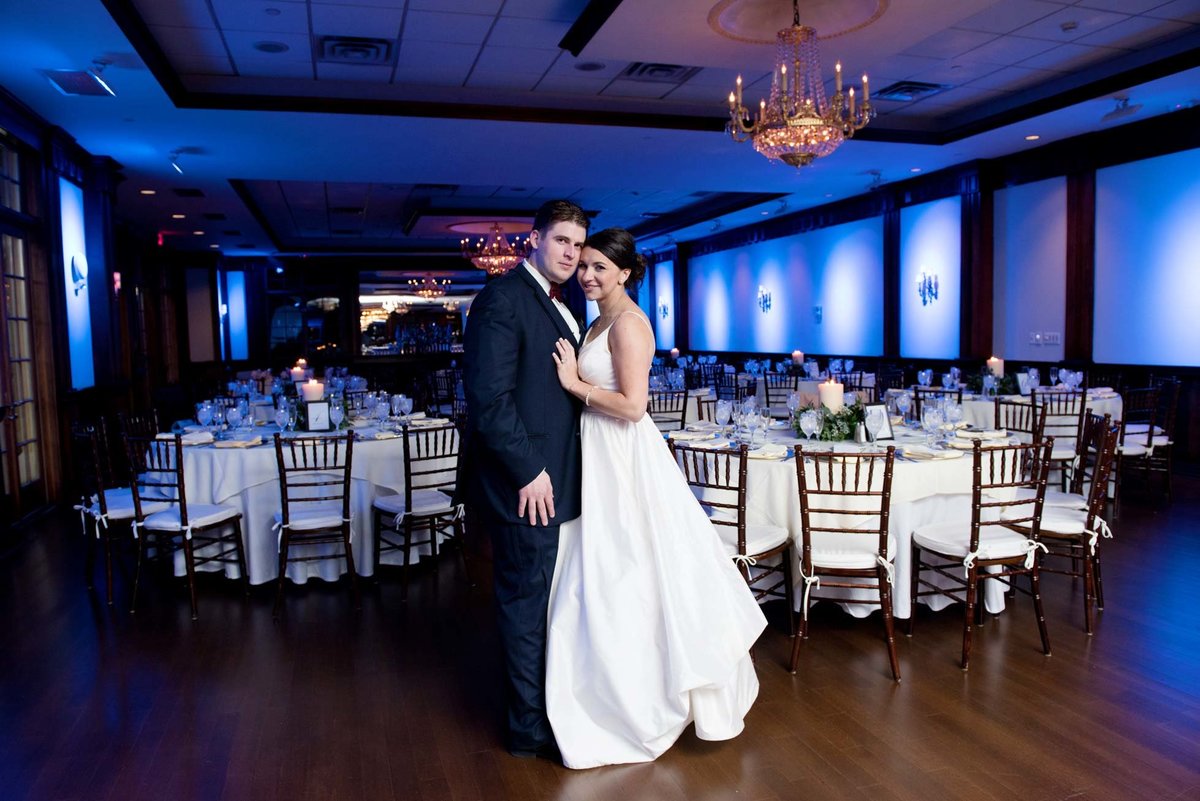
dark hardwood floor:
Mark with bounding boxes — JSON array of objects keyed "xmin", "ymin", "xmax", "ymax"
[{"xmin": 2, "ymin": 475, "xmax": 1198, "ymax": 801}]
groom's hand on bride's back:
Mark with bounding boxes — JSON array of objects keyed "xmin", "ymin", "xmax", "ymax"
[{"xmin": 518, "ymin": 469, "xmax": 556, "ymax": 526}]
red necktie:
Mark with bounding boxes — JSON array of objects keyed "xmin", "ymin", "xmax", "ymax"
[{"xmin": 548, "ymin": 282, "xmax": 563, "ymax": 302}]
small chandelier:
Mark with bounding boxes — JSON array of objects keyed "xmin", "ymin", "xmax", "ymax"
[
  {"xmin": 727, "ymin": 0, "xmax": 872, "ymax": 167},
  {"xmin": 409, "ymin": 276, "xmax": 449, "ymax": 299},
  {"xmin": 462, "ymin": 222, "xmax": 528, "ymax": 276},
  {"xmin": 443, "ymin": 299, "xmax": 461, "ymax": 312},
  {"xmin": 381, "ymin": 299, "xmax": 409, "ymax": 315}
]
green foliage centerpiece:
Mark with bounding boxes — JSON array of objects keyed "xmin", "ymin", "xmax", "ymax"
[{"xmin": 791, "ymin": 400, "xmax": 866, "ymax": 441}]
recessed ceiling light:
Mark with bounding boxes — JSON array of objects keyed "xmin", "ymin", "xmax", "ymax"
[
  {"xmin": 140, "ymin": 189, "xmax": 156, "ymax": 195},
  {"xmin": 264, "ymin": 7, "xmax": 281, "ymax": 15},
  {"xmin": 910, "ymin": 167, "xmax": 922, "ymax": 173},
  {"xmin": 1025, "ymin": 134, "xmax": 1040, "ymax": 141},
  {"xmin": 575, "ymin": 61, "xmax": 605, "ymax": 72},
  {"xmin": 171, "ymin": 213, "xmax": 186, "ymax": 219},
  {"xmin": 760, "ymin": 210, "xmax": 770, "ymax": 215},
  {"xmin": 824, "ymin": 193, "xmax": 833, "ymax": 198},
  {"xmin": 193, "ymin": 230, "xmax": 205, "ymax": 236},
  {"xmin": 254, "ymin": 41, "xmax": 289, "ymax": 54},
  {"xmin": 210, "ymin": 244, "xmax": 220, "ymax": 248}
]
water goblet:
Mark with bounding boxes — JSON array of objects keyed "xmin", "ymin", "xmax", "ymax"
[
  {"xmin": 800, "ymin": 410, "xmax": 820, "ymax": 441},
  {"xmin": 399, "ymin": 395, "xmax": 414, "ymax": 417},
  {"xmin": 942, "ymin": 372, "xmax": 955, "ymax": 389},
  {"xmin": 895, "ymin": 392, "xmax": 912, "ymax": 424},
  {"xmin": 212, "ymin": 405, "xmax": 227, "ymax": 436},
  {"xmin": 922, "ymin": 406, "xmax": 945, "ymax": 448},
  {"xmin": 715, "ymin": 399, "xmax": 732, "ymax": 433},
  {"xmin": 225, "ymin": 405, "xmax": 243, "ymax": 432},
  {"xmin": 330, "ymin": 401, "xmax": 345, "ymax": 430},
  {"xmin": 391, "ymin": 393, "xmax": 407, "ymax": 418},
  {"xmin": 950, "ymin": 366, "xmax": 961, "ymax": 384},
  {"xmin": 944, "ymin": 400, "xmax": 963, "ymax": 431},
  {"xmin": 745, "ymin": 409, "xmax": 763, "ymax": 446},
  {"xmin": 786, "ymin": 391, "xmax": 802, "ymax": 417},
  {"xmin": 983, "ymin": 374, "xmax": 996, "ymax": 398},
  {"xmin": 1028, "ymin": 367, "xmax": 1041, "ymax": 390},
  {"xmin": 918, "ymin": 369, "xmax": 933, "ymax": 387},
  {"xmin": 1049, "ymin": 367, "xmax": 1060, "ymax": 387},
  {"xmin": 196, "ymin": 401, "xmax": 214, "ymax": 428},
  {"xmin": 274, "ymin": 404, "xmax": 290, "ymax": 431},
  {"xmin": 844, "ymin": 359, "xmax": 854, "ymax": 373}
]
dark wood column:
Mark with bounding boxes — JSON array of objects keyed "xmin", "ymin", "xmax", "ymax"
[
  {"xmin": 960, "ymin": 168, "xmax": 994, "ymax": 361},
  {"xmin": 1065, "ymin": 171, "xmax": 1096, "ymax": 362},
  {"xmin": 674, "ymin": 241, "xmax": 690, "ymax": 352},
  {"xmin": 882, "ymin": 209, "xmax": 900, "ymax": 359}
]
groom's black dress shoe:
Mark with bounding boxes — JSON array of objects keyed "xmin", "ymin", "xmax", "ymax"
[{"xmin": 509, "ymin": 742, "xmax": 562, "ymax": 764}]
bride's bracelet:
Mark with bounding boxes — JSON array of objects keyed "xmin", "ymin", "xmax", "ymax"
[{"xmin": 583, "ymin": 385, "xmax": 596, "ymax": 407}]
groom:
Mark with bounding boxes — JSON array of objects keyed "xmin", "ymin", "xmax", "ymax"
[{"xmin": 461, "ymin": 199, "xmax": 589, "ymax": 759}]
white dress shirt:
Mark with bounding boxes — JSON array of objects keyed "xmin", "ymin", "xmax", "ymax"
[{"xmin": 522, "ymin": 260, "xmax": 580, "ymax": 341}]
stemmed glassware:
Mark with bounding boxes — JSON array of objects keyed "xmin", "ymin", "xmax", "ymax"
[
  {"xmin": 917, "ymin": 369, "xmax": 933, "ymax": 387},
  {"xmin": 274, "ymin": 401, "xmax": 290, "ymax": 431},
  {"xmin": 844, "ymin": 359, "xmax": 854, "ymax": 374},
  {"xmin": 330, "ymin": 400, "xmax": 345, "ymax": 430},
  {"xmin": 225, "ymin": 405, "xmax": 243, "ymax": 433},
  {"xmin": 943, "ymin": 399, "xmax": 963, "ymax": 430},
  {"xmin": 983, "ymin": 374, "xmax": 997, "ymax": 398},
  {"xmin": 212, "ymin": 405, "xmax": 227, "ymax": 437},
  {"xmin": 922, "ymin": 405, "xmax": 945, "ymax": 448},
  {"xmin": 745, "ymin": 409, "xmax": 763, "ymax": 446},
  {"xmin": 1028, "ymin": 367, "xmax": 1041, "ymax": 391},
  {"xmin": 196, "ymin": 401, "xmax": 214, "ymax": 428},
  {"xmin": 786, "ymin": 391, "xmax": 802, "ymax": 419},
  {"xmin": 715, "ymin": 399, "xmax": 732, "ymax": 435},
  {"xmin": 895, "ymin": 392, "xmax": 912, "ymax": 425},
  {"xmin": 1049, "ymin": 367, "xmax": 1059, "ymax": 387},
  {"xmin": 799, "ymin": 409, "xmax": 820, "ymax": 441}
]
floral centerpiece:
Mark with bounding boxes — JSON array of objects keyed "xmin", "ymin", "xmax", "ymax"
[
  {"xmin": 791, "ymin": 400, "xmax": 866, "ymax": 441},
  {"xmin": 964, "ymin": 368, "xmax": 1018, "ymax": 396}
]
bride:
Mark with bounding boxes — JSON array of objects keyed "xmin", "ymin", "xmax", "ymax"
[{"xmin": 546, "ymin": 227, "xmax": 767, "ymax": 770}]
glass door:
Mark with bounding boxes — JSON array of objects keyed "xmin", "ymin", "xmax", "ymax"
[{"xmin": 0, "ymin": 231, "xmax": 42, "ymax": 520}]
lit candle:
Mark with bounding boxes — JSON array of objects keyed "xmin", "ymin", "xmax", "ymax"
[
  {"xmin": 301, "ymin": 379, "xmax": 324, "ymax": 402},
  {"xmin": 728, "ymin": 91, "xmax": 735, "ymax": 109},
  {"xmin": 849, "ymin": 87, "xmax": 856, "ymax": 116},
  {"xmin": 669, "ymin": 347, "xmax": 680, "ymax": 360},
  {"xmin": 818, "ymin": 379, "xmax": 844, "ymax": 413},
  {"xmin": 735, "ymin": 74, "xmax": 742, "ymax": 106},
  {"xmin": 862, "ymin": 73, "xmax": 869, "ymax": 102},
  {"xmin": 986, "ymin": 356, "xmax": 1005, "ymax": 378},
  {"xmin": 289, "ymin": 366, "xmax": 304, "ymax": 382},
  {"xmin": 780, "ymin": 64, "xmax": 788, "ymax": 94},
  {"xmin": 792, "ymin": 350, "xmax": 804, "ymax": 365},
  {"xmin": 835, "ymin": 61, "xmax": 842, "ymax": 93},
  {"xmin": 296, "ymin": 358, "xmax": 307, "ymax": 367}
]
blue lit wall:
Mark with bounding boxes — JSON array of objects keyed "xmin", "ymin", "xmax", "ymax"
[
  {"xmin": 224, "ymin": 271, "xmax": 249, "ymax": 360},
  {"xmin": 899, "ymin": 196, "xmax": 961, "ymax": 359},
  {"xmin": 687, "ymin": 218, "xmax": 883, "ymax": 354},
  {"xmin": 58, "ymin": 177, "xmax": 94, "ymax": 390},
  {"xmin": 654, "ymin": 259, "xmax": 675, "ymax": 350},
  {"xmin": 1094, "ymin": 147, "xmax": 1200, "ymax": 367}
]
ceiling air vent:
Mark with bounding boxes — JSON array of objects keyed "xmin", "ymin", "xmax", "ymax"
[
  {"xmin": 43, "ymin": 69, "xmax": 114, "ymax": 97},
  {"xmin": 316, "ymin": 36, "xmax": 395, "ymax": 66},
  {"xmin": 874, "ymin": 80, "xmax": 949, "ymax": 102},
  {"xmin": 619, "ymin": 62, "xmax": 701, "ymax": 84}
]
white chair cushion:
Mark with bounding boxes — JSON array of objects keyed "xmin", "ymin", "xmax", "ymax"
[
  {"xmin": 91, "ymin": 487, "xmax": 171, "ymax": 520},
  {"xmin": 913, "ymin": 521, "xmax": 1032, "ymax": 561},
  {"xmin": 1050, "ymin": 446, "xmax": 1076, "ymax": 462},
  {"xmin": 1034, "ymin": 507, "xmax": 1092, "ymax": 537},
  {"xmin": 1151, "ymin": 435, "xmax": 1172, "ymax": 448},
  {"xmin": 1118, "ymin": 442, "xmax": 1150, "ymax": 456},
  {"xmin": 373, "ymin": 489, "xmax": 455, "ymax": 517},
  {"xmin": 274, "ymin": 502, "xmax": 346, "ymax": 532},
  {"xmin": 997, "ymin": 486, "xmax": 1088, "ymax": 510},
  {"xmin": 807, "ymin": 529, "xmax": 896, "ymax": 571},
  {"xmin": 714, "ymin": 521, "xmax": 790, "ymax": 559},
  {"xmin": 144, "ymin": 504, "xmax": 239, "ymax": 532},
  {"xmin": 1124, "ymin": 423, "xmax": 1165, "ymax": 436}
]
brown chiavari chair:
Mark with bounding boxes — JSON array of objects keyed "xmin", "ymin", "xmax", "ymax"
[
  {"xmin": 272, "ymin": 433, "xmax": 358, "ymax": 616},
  {"xmin": 792, "ymin": 446, "xmax": 899, "ymax": 681},
  {"xmin": 713, "ymin": 371, "xmax": 741, "ymax": 402},
  {"xmin": 428, "ymin": 368, "xmax": 461, "ymax": 416},
  {"xmin": 372, "ymin": 424, "xmax": 470, "ymax": 600},
  {"xmin": 877, "ymin": 368, "xmax": 907, "ymax": 395},
  {"xmin": 117, "ymin": 409, "xmax": 161, "ymax": 439},
  {"xmin": 1113, "ymin": 386, "xmax": 1160, "ymax": 517},
  {"xmin": 648, "ymin": 390, "xmax": 688, "ymax": 433},
  {"xmin": 763, "ymin": 372, "xmax": 798, "ymax": 418},
  {"xmin": 1032, "ymin": 388, "xmax": 1086, "ymax": 490},
  {"xmin": 1145, "ymin": 378, "xmax": 1180, "ymax": 502},
  {"xmin": 668, "ymin": 442, "xmax": 795, "ymax": 646},
  {"xmin": 699, "ymin": 362, "xmax": 723, "ymax": 387},
  {"xmin": 844, "ymin": 379, "xmax": 877, "ymax": 405},
  {"xmin": 695, "ymin": 395, "xmax": 718, "ymax": 424},
  {"xmin": 126, "ymin": 433, "xmax": 248, "ymax": 619},
  {"xmin": 909, "ymin": 438, "xmax": 1054, "ymax": 670},
  {"xmin": 1009, "ymin": 415, "xmax": 1119, "ymax": 634},
  {"xmin": 994, "ymin": 397, "xmax": 1047, "ymax": 445},
  {"xmin": 911, "ymin": 387, "xmax": 962, "ymax": 419},
  {"xmin": 1086, "ymin": 368, "xmax": 1123, "ymax": 394}
]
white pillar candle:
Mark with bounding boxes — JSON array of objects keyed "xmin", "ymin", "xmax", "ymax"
[
  {"xmin": 301, "ymin": 379, "xmax": 324, "ymax": 402},
  {"xmin": 818, "ymin": 379, "xmax": 844, "ymax": 412},
  {"xmin": 290, "ymin": 367, "xmax": 304, "ymax": 382},
  {"xmin": 986, "ymin": 356, "xmax": 1005, "ymax": 377},
  {"xmin": 669, "ymin": 347, "xmax": 680, "ymax": 359},
  {"xmin": 791, "ymin": 349, "xmax": 804, "ymax": 365}
]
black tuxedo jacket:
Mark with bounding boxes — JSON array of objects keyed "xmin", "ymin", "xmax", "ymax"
[{"xmin": 459, "ymin": 265, "xmax": 582, "ymax": 526}]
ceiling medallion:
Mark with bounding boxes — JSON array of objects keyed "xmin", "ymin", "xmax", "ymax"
[
  {"xmin": 708, "ymin": 0, "xmax": 887, "ymax": 44},
  {"xmin": 727, "ymin": 0, "xmax": 873, "ymax": 168},
  {"xmin": 461, "ymin": 222, "xmax": 529, "ymax": 276}
]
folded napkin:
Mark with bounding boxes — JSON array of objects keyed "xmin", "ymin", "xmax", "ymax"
[
  {"xmin": 372, "ymin": 431, "xmax": 399, "ymax": 440},
  {"xmin": 747, "ymin": 443, "xmax": 788, "ymax": 460},
  {"xmin": 685, "ymin": 421, "xmax": 720, "ymax": 433},
  {"xmin": 1088, "ymin": 387, "xmax": 1114, "ymax": 395},
  {"xmin": 956, "ymin": 428, "xmax": 1008, "ymax": 440},
  {"xmin": 159, "ymin": 431, "xmax": 214, "ymax": 445},
  {"xmin": 213, "ymin": 436, "xmax": 263, "ymax": 449},
  {"xmin": 182, "ymin": 423, "xmax": 207, "ymax": 433},
  {"xmin": 408, "ymin": 417, "xmax": 451, "ymax": 428},
  {"xmin": 670, "ymin": 429, "xmax": 718, "ymax": 442},
  {"xmin": 900, "ymin": 445, "xmax": 963, "ymax": 460},
  {"xmin": 944, "ymin": 438, "xmax": 976, "ymax": 450}
]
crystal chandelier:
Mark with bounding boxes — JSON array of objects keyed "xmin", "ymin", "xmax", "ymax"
[
  {"xmin": 727, "ymin": 0, "xmax": 872, "ymax": 167},
  {"xmin": 461, "ymin": 222, "xmax": 528, "ymax": 276},
  {"xmin": 381, "ymin": 298, "xmax": 409, "ymax": 315},
  {"xmin": 408, "ymin": 276, "xmax": 449, "ymax": 299}
]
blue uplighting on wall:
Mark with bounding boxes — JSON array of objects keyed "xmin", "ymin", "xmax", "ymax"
[
  {"xmin": 58, "ymin": 177, "xmax": 94, "ymax": 390},
  {"xmin": 224, "ymin": 271, "xmax": 249, "ymax": 360},
  {"xmin": 1094, "ymin": 147, "xmax": 1200, "ymax": 367},
  {"xmin": 900, "ymin": 196, "xmax": 961, "ymax": 359},
  {"xmin": 687, "ymin": 217, "xmax": 883, "ymax": 354},
  {"xmin": 654, "ymin": 260, "xmax": 675, "ymax": 350}
]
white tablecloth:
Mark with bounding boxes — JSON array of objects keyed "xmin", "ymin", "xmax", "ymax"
[
  {"xmin": 957, "ymin": 391, "xmax": 1123, "ymax": 430},
  {"xmin": 178, "ymin": 429, "xmax": 429, "ymax": 585}
]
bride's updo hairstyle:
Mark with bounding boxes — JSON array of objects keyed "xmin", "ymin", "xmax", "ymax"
[{"xmin": 584, "ymin": 227, "xmax": 646, "ymax": 294}]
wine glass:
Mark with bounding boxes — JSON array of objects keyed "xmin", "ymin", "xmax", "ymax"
[
  {"xmin": 196, "ymin": 401, "xmax": 214, "ymax": 428},
  {"xmin": 786, "ymin": 391, "xmax": 801, "ymax": 417},
  {"xmin": 745, "ymin": 409, "xmax": 763, "ymax": 446},
  {"xmin": 1028, "ymin": 367, "xmax": 1041, "ymax": 390},
  {"xmin": 236, "ymin": 399, "xmax": 250, "ymax": 429},
  {"xmin": 286, "ymin": 402, "xmax": 298, "ymax": 433},
  {"xmin": 800, "ymin": 410, "xmax": 820, "ymax": 441},
  {"xmin": 1049, "ymin": 367, "xmax": 1059, "ymax": 387},
  {"xmin": 949, "ymin": 366, "xmax": 961, "ymax": 384},
  {"xmin": 895, "ymin": 392, "xmax": 912, "ymax": 425},
  {"xmin": 983, "ymin": 374, "xmax": 997, "ymax": 398},
  {"xmin": 391, "ymin": 393, "xmax": 407, "ymax": 418},
  {"xmin": 922, "ymin": 406, "xmax": 945, "ymax": 448},
  {"xmin": 715, "ymin": 399, "xmax": 732, "ymax": 433},
  {"xmin": 844, "ymin": 359, "xmax": 854, "ymax": 374},
  {"xmin": 918, "ymin": 369, "xmax": 932, "ymax": 387},
  {"xmin": 330, "ymin": 401, "xmax": 345, "ymax": 430},
  {"xmin": 374, "ymin": 396, "xmax": 390, "ymax": 424},
  {"xmin": 942, "ymin": 372, "xmax": 955, "ymax": 389},
  {"xmin": 944, "ymin": 400, "xmax": 963, "ymax": 431},
  {"xmin": 225, "ymin": 405, "xmax": 243, "ymax": 432},
  {"xmin": 274, "ymin": 403, "xmax": 290, "ymax": 431},
  {"xmin": 212, "ymin": 405, "xmax": 226, "ymax": 436}
]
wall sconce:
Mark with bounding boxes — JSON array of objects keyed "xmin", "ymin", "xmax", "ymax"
[
  {"xmin": 918, "ymin": 271, "xmax": 939, "ymax": 305},
  {"xmin": 112, "ymin": 271, "xmax": 121, "ymax": 297},
  {"xmin": 657, "ymin": 296, "xmax": 670, "ymax": 319},
  {"xmin": 757, "ymin": 285, "xmax": 772, "ymax": 313}
]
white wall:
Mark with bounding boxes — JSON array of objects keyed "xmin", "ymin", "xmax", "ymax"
[{"xmin": 899, "ymin": 197, "xmax": 961, "ymax": 359}]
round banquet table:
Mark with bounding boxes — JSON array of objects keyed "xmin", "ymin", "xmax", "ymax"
[{"xmin": 176, "ymin": 425, "xmax": 452, "ymax": 585}]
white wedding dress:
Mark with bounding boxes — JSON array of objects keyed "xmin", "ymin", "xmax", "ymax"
[{"xmin": 545, "ymin": 313, "xmax": 767, "ymax": 770}]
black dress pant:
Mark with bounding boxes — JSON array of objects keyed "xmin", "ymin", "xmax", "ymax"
[{"xmin": 488, "ymin": 520, "xmax": 560, "ymax": 752}]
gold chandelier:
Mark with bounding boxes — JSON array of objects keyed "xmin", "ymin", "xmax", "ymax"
[
  {"xmin": 727, "ymin": 0, "xmax": 872, "ymax": 167},
  {"xmin": 408, "ymin": 275, "xmax": 449, "ymax": 299},
  {"xmin": 461, "ymin": 222, "xmax": 528, "ymax": 276}
]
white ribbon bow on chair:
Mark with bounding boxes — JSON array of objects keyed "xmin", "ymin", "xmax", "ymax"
[{"xmin": 798, "ymin": 569, "xmax": 821, "ymax": 620}]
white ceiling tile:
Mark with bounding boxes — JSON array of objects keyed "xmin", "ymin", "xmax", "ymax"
[
  {"xmin": 487, "ymin": 16, "xmax": 572, "ymax": 48},
  {"xmin": 393, "ymin": 65, "xmax": 472, "ymax": 86},
  {"xmin": 222, "ymin": 29, "xmax": 312, "ymax": 59},
  {"xmin": 684, "ymin": 67, "xmax": 749, "ymax": 87},
  {"xmin": 403, "ymin": 11, "xmax": 495, "ymax": 45},
  {"xmin": 1016, "ymin": 41, "xmax": 1115, "ymax": 69},
  {"xmin": 1075, "ymin": 0, "xmax": 1167, "ymax": 11},
  {"xmin": 903, "ymin": 28, "xmax": 998, "ymax": 59},
  {"xmin": 473, "ymin": 45, "xmax": 558, "ymax": 73},
  {"xmin": 151, "ymin": 25, "xmax": 229, "ymax": 59},
  {"xmin": 409, "ymin": 0, "xmax": 503, "ymax": 12},
  {"xmin": 960, "ymin": 34, "xmax": 1062, "ymax": 64},
  {"xmin": 132, "ymin": 0, "xmax": 218, "ymax": 29},
  {"xmin": 316, "ymin": 63, "xmax": 394, "ymax": 81},
  {"xmin": 235, "ymin": 58, "xmax": 314, "ymax": 78},
  {"xmin": 533, "ymin": 74, "xmax": 612, "ymax": 94},
  {"xmin": 171, "ymin": 55, "xmax": 237, "ymax": 75},
  {"xmin": 600, "ymin": 79, "xmax": 674, "ymax": 99},
  {"xmin": 963, "ymin": 64, "xmax": 1063, "ymax": 90},
  {"xmin": 954, "ymin": 1, "xmax": 1069, "ymax": 34},
  {"xmin": 908, "ymin": 60, "xmax": 1003, "ymax": 85},
  {"xmin": 310, "ymin": 3, "xmax": 405, "ymax": 38},
  {"xmin": 1074, "ymin": 15, "xmax": 1191, "ymax": 47},
  {"xmin": 1141, "ymin": 0, "xmax": 1200, "ymax": 21},
  {"xmin": 211, "ymin": 0, "xmax": 309, "ymax": 35},
  {"xmin": 858, "ymin": 54, "xmax": 944, "ymax": 81},
  {"xmin": 464, "ymin": 71, "xmax": 540, "ymax": 90},
  {"xmin": 1011, "ymin": 6, "xmax": 1130, "ymax": 42},
  {"xmin": 661, "ymin": 82, "xmax": 733, "ymax": 103},
  {"xmin": 501, "ymin": 0, "xmax": 588, "ymax": 22},
  {"xmin": 396, "ymin": 41, "xmax": 479, "ymax": 72}
]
